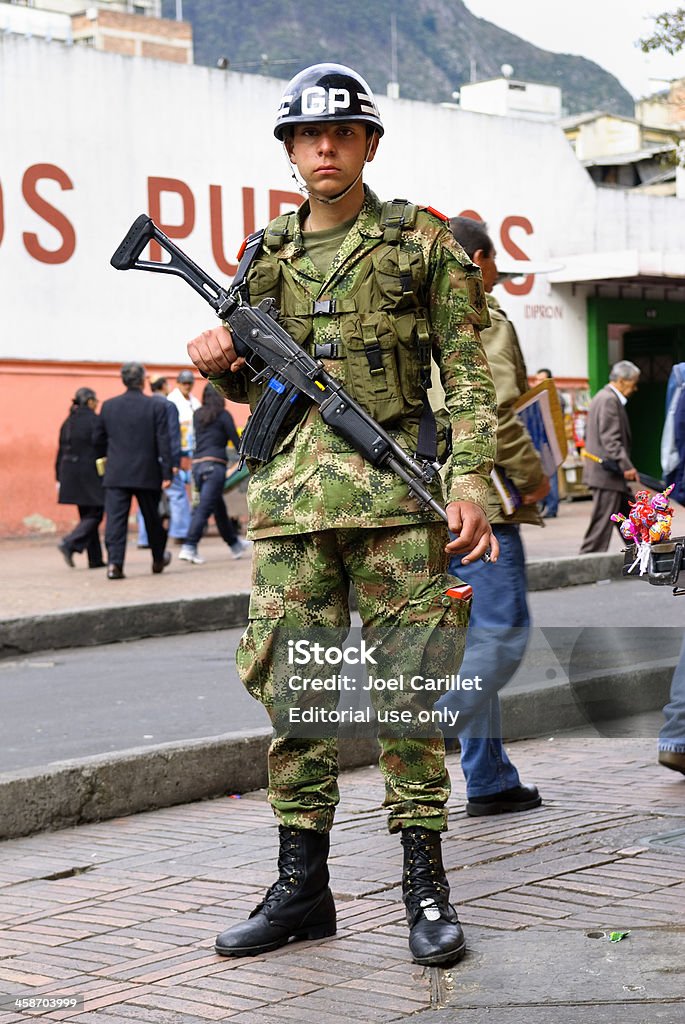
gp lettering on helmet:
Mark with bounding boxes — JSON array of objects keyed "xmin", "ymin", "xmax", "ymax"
[
  {"xmin": 282, "ymin": 86, "xmax": 377, "ymax": 118},
  {"xmin": 274, "ymin": 62, "xmax": 384, "ymax": 140},
  {"xmin": 303, "ymin": 87, "xmax": 348, "ymax": 115}
]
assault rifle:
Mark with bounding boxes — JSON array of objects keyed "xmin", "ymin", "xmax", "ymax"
[{"xmin": 111, "ymin": 215, "xmax": 450, "ymax": 523}]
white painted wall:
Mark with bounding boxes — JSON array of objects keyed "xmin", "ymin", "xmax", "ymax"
[{"xmin": 2, "ymin": 35, "xmax": 685, "ymax": 378}]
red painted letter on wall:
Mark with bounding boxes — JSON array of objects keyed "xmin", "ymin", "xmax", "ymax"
[
  {"xmin": 22, "ymin": 164, "xmax": 76, "ymax": 264},
  {"xmin": 209, "ymin": 186, "xmax": 256, "ymax": 276},
  {"xmin": 500, "ymin": 215, "xmax": 534, "ymax": 296},
  {"xmin": 269, "ymin": 190, "xmax": 302, "ymax": 220},
  {"xmin": 147, "ymin": 177, "xmax": 195, "ymax": 262},
  {"xmin": 456, "ymin": 209, "xmax": 483, "ymax": 222}
]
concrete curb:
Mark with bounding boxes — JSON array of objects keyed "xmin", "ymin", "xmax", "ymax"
[
  {"xmin": 0, "ymin": 730, "xmax": 382, "ymax": 841},
  {"xmin": 0, "ymin": 593, "xmax": 250, "ymax": 659},
  {"xmin": 526, "ymin": 552, "xmax": 623, "ymax": 591},
  {"xmin": 0, "ymin": 655, "xmax": 675, "ymax": 841},
  {"xmin": 501, "ymin": 659, "xmax": 676, "ymax": 739},
  {"xmin": 0, "ymin": 553, "xmax": 624, "ymax": 659}
]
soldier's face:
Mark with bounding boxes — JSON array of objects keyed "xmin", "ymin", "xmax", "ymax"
[{"xmin": 286, "ymin": 122, "xmax": 377, "ymax": 196}]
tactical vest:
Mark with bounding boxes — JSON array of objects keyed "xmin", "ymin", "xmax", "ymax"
[{"xmin": 244, "ymin": 200, "xmax": 452, "ymax": 460}]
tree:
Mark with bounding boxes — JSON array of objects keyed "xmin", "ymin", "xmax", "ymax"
[{"xmin": 640, "ymin": 8, "xmax": 685, "ymax": 55}]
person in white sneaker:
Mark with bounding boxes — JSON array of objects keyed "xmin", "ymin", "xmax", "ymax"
[{"xmin": 179, "ymin": 383, "xmax": 251, "ymax": 564}]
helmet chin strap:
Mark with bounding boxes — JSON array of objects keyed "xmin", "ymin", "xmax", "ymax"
[{"xmin": 282, "ymin": 135, "xmax": 374, "ymax": 207}]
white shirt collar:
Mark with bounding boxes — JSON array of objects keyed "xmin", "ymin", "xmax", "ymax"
[{"xmin": 608, "ymin": 383, "xmax": 627, "ymax": 406}]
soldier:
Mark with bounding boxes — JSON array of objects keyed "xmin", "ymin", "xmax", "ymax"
[{"xmin": 188, "ymin": 63, "xmax": 497, "ymax": 966}]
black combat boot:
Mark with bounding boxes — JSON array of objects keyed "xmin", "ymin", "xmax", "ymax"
[
  {"xmin": 215, "ymin": 826, "xmax": 336, "ymax": 957},
  {"xmin": 401, "ymin": 827, "xmax": 466, "ymax": 966}
]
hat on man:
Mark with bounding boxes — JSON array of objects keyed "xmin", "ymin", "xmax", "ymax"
[{"xmin": 177, "ymin": 369, "xmax": 195, "ymax": 383}]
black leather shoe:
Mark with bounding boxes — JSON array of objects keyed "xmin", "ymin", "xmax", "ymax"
[
  {"xmin": 152, "ymin": 551, "xmax": 172, "ymax": 574},
  {"xmin": 659, "ymin": 750, "xmax": 685, "ymax": 775},
  {"xmin": 88, "ymin": 562, "xmax": 106, "ymax": 569},
  {"xmin": 107, "ymin": 564, "xmax": 125, "ymax": 579},
  {"xmin": 401, "ymin": 827, "xmax": 465, "ymax": 966},
  {"xmin": 466, "ymin": 784, "xmax": 542, "ymax": 817},
  {"xmin": 57, "ymin": 541, "xmax": 74, "ymax": 568},
  {"xmin": 215, "ymin": 827, "xmax": 336, "ymax": 957}
]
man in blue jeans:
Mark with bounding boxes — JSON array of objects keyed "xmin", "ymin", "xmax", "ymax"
[
  {"xmin": 435, "ymin": 218, "xmax": 547, "ymax": 815},
  {"xmin": 659, "ymin": 635, "xmax": 685, "ymax": 775}
]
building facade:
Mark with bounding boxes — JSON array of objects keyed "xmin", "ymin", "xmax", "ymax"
[{"xmin": 2, "ymin": 35, "xmax": 685, "ymax": 533}]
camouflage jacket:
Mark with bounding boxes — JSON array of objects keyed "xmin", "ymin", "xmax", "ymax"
[
  {"xmin": 480, "ymin": 296, "xmax": 544, "ymax": 526},
  {"xmin": 210, "ymin": 187, "xmax": 497, "ymax": 539}
]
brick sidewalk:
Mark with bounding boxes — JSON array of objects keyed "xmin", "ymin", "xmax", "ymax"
[
  {"xmin": 0, "ymin": 737, "xmax": 683, "ymax": 1022},
  {"xmin": 1, "ymin": 498, "xmax": 618, "ymax": 621}
]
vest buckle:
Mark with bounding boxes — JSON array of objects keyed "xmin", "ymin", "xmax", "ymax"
[
  {"xmin": 313, "ymin": 299, "xmax": 336, "ymax": 315},
  {"xmin": 314, "ymin": 343, "xmax": 342, "ymax": 359}
]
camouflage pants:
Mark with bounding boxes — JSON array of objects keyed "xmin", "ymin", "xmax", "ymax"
[{"xmin": 236, "ymin": 522, "xmax": 470, "ymax": 834}]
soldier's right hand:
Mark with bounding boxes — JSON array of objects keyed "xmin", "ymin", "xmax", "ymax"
[{"xmin": 187, "ymin": 325, "xmax": 246, "ymax": 376}]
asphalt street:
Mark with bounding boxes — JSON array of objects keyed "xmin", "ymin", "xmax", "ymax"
[
  {"xmin": 0, "ymin": 627, "xmax": 262, "ymax": 772},
  {"xmin": 1, "ymin": 577, "xmax": 682, "ymax": 774}
]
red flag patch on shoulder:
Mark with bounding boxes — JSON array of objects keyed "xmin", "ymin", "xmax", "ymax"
[{"xmin": 424, "ymin": 206, "xmax": 449, "ymax": 223}]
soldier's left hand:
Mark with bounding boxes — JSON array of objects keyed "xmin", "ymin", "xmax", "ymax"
[{"xmin": 445, "ymin": 501, "xmax": 499, "ymax": 564}]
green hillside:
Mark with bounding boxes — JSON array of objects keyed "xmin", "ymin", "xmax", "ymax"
[{"xmin": 162, "ymin": 0, "xmax": 633, "ymax": 116}]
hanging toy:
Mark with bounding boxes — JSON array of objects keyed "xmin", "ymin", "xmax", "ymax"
[
  {"xmin": 620, "ymin": 483, "xmax": 676, "ymax": 575},
  {"xmin": 649, "ymin": 484, "xmax": 675, "ymax": 518},
  {"xmin": 649, "ymin": 516, "xmax": 672, "ymax": 544},
  {"xmin": 611, "ymin": 512, "xmax": 639, "ymax": 545}
]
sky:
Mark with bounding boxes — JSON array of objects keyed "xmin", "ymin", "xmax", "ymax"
[{"xmin": 463, "ymin": 0, "xmax": 685, "ymax": 99}]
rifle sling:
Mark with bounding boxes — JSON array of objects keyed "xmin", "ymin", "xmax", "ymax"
[{"xmin": 232, "ymin": 229, "xmax": 266, "ymax": 298}]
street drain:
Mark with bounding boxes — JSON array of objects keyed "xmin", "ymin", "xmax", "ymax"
[{"xmin": 586, "ymin": 931, "xmax": 606, "ymax": 939}]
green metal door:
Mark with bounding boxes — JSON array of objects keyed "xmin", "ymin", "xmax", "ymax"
[
  {"xmin": 586, "ymin": 297, "xmax": 685, "ymax": 478},
  {"xmin": 623, "ymin": 327, "xmax": 685, "ymax": 478}
]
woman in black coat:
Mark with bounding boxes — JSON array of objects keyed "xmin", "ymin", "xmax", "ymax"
[{"xmin": 56, "ymin": 387, "xmax": 105, "ymax": 568}]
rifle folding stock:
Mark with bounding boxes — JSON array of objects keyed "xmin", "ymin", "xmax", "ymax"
[{"xmin": 110, "ymin": 215, "xmax": 448, "ymax": 524}]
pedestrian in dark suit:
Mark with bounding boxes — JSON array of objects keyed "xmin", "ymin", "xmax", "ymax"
[
  {"xmin": 94, "ymin": 362, "xmax": 172, "ymax": 578},
  {"xmin": 579, "ymin": 360, "xmax": 640, "ymax": 553},
  {"xmin": 56, "ymin": 387, "xmax": 105, "ymax": 568}
]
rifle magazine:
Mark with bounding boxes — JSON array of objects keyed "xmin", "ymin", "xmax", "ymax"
[{"xmin": 240, "ymin": 377, "xmax": 301, "ymax": 463}]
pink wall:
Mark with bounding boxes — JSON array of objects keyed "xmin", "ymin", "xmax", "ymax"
[{"xmin": 0, "ymin": 360, "xmax": 249, "ymax": 536}]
